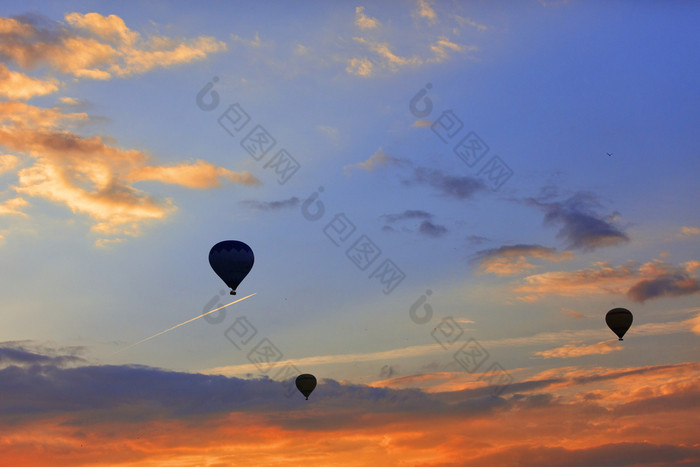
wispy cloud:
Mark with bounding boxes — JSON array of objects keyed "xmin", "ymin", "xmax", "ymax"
[
  {"xmin": 0, "ymin": 13, "xmax": 226, "ymax": 84},
  {"xmin": 0, "ymin": 64, "xmax": 59, "ymax": 99},
  {"xmin": 355, "ymin": 6, "xmax": 380, "ymax": 30},
  {"xmin": 427, "ymin": 36, "xmax": 473, "ymax": 63},
  {"xmin": 534, "ymin": 340, "xmax": 622, "ymax": 359},
  {"xmin": 679, "ymin": 226, "xmax": 700, "ymax": 238},
  {"xmin": 240, "ymin": 197, "xmax": 300, "ymax": 211},
  {"xmin": 407, "ymin": 166, "xmax": 486, "ymax": 200},
  {"xmin": 0, "ymin": 101, "xmax": 258, "ymax": 242},
  {"xmin": 0, "ymin": 154, "xmax": 19, "ymax": 174},
  {"xmin": 348, "ymin": 35, "xmax": 469, "ymax": 76},
  {"xmin": 0, "ymin": 196, "xmax": 28, "ymax": 216},
  {"xmin": 455, "ymin": 15, "xmax": 488, "ymax": 31},
  {"xmin": 418, "ymin": 220, "xmax": 447, "ymax": 237},
  {"xmin": 343, "ymin": 147, "xmax": 402, "ymax": 175},
  {"xmin": 514, "ymin": 258, "xmax": 700, "ymax": 303},
  {"xmin": 627, "ymin": 260, "xmax": 700, "ymax": 303},
  {"xmin": 128, "ymin": 160, "xmax": 259, "ymax": 189},
  {"xmin": 561, "ymin": 307, "xmax": 586, "ymax": 319},
  {"xmin": 381, "ymin": 209, "xmax": 432, "ymax": 224},
  {"xmin": 1, "ymin": 346, "xmax": 699, "ymax": 465},
  {"xmin": 472, "ymin": 244, "xmax": 573, "ymax": 276},
  {"xmin": 381, "ymin": 209, "xmax": 447, "ymax": 238},
  {"xmin": 414, "ymin": 0, "xmax": 438, "ymax": 25},
  {"xmin": 528, "ymin": 192, "xmax": 629, "ymax": 251}
]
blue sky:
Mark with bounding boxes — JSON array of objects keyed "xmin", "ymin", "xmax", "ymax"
[{"xmin": 0, "ymin": 1, "xmax": 699, "ymax": 464}]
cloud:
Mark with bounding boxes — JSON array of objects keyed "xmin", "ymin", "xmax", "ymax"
[
  {"xmin": 689, "ymin": 313, "xmax": 700, "ymax": 335},
  {"xmin": 627, "ymin": 261, "xmax": 700, "ymax": 303},
  {"xmin": 515, "ymin": 261, "xmax": 636, "ymax": 300},
  {"xmin": 0, "ymin": 13, "xmax": 226, "ymax": 84},
  {"xmin": 534, "ymin": 340, "xmax": 622, "ymax": 359},
  {"xmin": 348, "ymin": 35, "xmax": 468, "ymax": 76},
  {"xmin": 2, "ymin": 345, "xmax": 699, "ymax": 465},
  {"xmin": 414, "ymin": 0, "xmax": 438, "ymax": 25},
  {"xmin": 0, "ymin": 102, "xmax": 255, "ymax": 241},
  {"xmin": 418, "ymin": 220, "xmax": 447, "ymax": 237},
  {"xmin": 343, "ymin": 147, "xmax": 401, "ymax": 175},
  {"xmin": 455, "ymin": 15, "xmax": 488, "ymax": 31},
  {"xmin": 0, "ymin": 343, "xmax": 83, "ymax": 369},
  {"xmin": 345, "ymin": 56, "xmax": 373, "ymax": 77},
  {"xmin": 380, "ymin": 209, "xmax": 447, "ymax": 237},
  {"xmin": 381, "ymin": 209, "xmax": 432, "ymax": 223},
  {"xmin": 466, "ymin": 443, "xmax": 700, "ymax": 467},
  {"xmin": 0, "ymin": 197, "xmax": 28, "ymax": 216},
  {"xmin": 316, "ymin": 125, "xmax": 339, "ymax": 140},
  {"xmin": 408, "ymin": 167, "xmax": 486, "ymax": 200},
  {"xmin": 352, "ymin": 37, "xmax": 422, "ymax": 71},
  {"xmin": 355, "ymin": 7, "xmax": 380, "ymax": 30},
  {"xmin": 230, "ymin": 32, "xmax": 266, "ymax": 48},
  {"xmin": 0, "ymin": 64, "xmax": 59, "ymax": 99},
  {"xmin": 467, "ymin": 234, "xmax": 488, "ymax": 245},
  {"xmin": 128, "ymin": 160, "xmax": 259, "ymax": 188},
  {"xmin": 514, "ymin": 258, "xmax": 699, "ymax": 303},
  {"xmin": 472, "ymin": 244, "xmax": 573, "ymax": 276},
  {"xmin": 0, "ymin": 153, "xmax": 19, "ymax": 173},
  {"xmin": 412, "ymin": 119, "xmax": 431, "ymax": 127},
  {"xmin": 240, "ymin": 197, "xmax": 300, "ymax": 211},
  {"xmin": 679, "ymin": 226, "xmax": 700, "ymax": 237},
  {"xmin": 528, "ymin": 192, "xmax": 629, "ymax": 251},
  {"xmin": 427, "ymin": 36, "xmax": 473, "ymax": 63},
  {"xmin": 561, "ymin": 307, "xmax": 586, "ymax": 319},
  {"xmin": 0, "ymin": 100, "xmax": 89, "ymax": 128}
]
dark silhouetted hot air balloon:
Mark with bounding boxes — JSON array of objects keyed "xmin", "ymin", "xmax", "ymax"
[
  {"xmin": 209, "ymin": 241, "xmax": 254, "ymax": 295},
  {"xmin": 296, "ymin": 374, "xmax": 317, "ymax": 400},
  {"xmin": 606, "ymin": 308, "xmax": 633, "ymax": 340}
]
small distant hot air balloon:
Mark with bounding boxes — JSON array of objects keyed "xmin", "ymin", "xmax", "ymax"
[
  {"xmin": 209, "ymin": 241, "xmax": 254, "ymax": 295},
  {"xmin": 296, "ymin": 374, "xmax": 317, "ymax": 400},
  {"xmin": 606, "ymin": 308, "xmax": 633, "ymax": 341}
]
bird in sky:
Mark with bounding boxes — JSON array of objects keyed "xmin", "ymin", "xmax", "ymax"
[{"xmin": 607, "ymin": 152, "xmax": 613, "ymax": 156}]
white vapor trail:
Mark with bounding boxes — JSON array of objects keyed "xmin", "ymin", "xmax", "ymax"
[{"xmin": 110, "ymin": 293, "xmax": 256, "ymax": 356}]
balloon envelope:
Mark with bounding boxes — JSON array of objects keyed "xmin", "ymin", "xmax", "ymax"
[
  {"xmin": 606, "ymin": 308, "xmax": 633, "ymax": 340},
  {"xmin": 209, "ymin": 241, "xmax": 254, "ymax": 295},
  {"xmin": 296, "ymin": 374, "xmax": 317, "ymax": 400}
]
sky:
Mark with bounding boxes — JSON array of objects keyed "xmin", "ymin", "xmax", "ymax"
[{"xmin": 0, "ymin": 0, "xmax": 699, "ymax": 465}]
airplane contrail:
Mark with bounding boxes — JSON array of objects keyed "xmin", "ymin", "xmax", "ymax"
[{"xmin": 110, "ymin": 292, "xmax": 256, "ymax": 356}]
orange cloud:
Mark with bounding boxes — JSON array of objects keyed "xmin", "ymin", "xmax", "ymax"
[
  {"xmin": 679, "ymin": 226, "xmax": 700, "ymax": 237},
  {"xmin": 515, "ymin": 259, "xmax": 700, "ymax": 302},
  {"xmin": 0, "ymin": 102, "xmax": 259, "ymax": 241},
  {"xmin": 414, "ymin": 0, "xmax": 438, "ymax": 24},
  {"xmin": 128, "ymin": 160, "xmax": 260, "ymax": 188},
  {"xmin": 0, "ymin": 64, "xmax": 59, "ymax": 99},
  {"xmin": 0, "ymin": 101, "xmax": 91, "ymax": 130},
  {"xmin": 474, "ymin": 244, "xmax": 573, "ymax": 276},
  {"xmin": 0, "ymin": 12, "xmax": 226, "ymax": 91},
  {"xmin": 688, "ymin": 313, "xmax": 700, "ymax": 335},
  {"xmin": 343, "ymin": 147, "xmax": 401, "ymax": 175},
  {"xmin": 0, "ymin": 196, "xmax": 28, "ymax": 216},
  {"xmin": 2, "ymin": 344, "xmax": 700, "ymax": 466},
  {"xmin": 355, "ymin": 6, "xmax": 380, "ymax": 30},
  {"xmin": 0, "ymin": 153, "xmax": 19, "ymax": 173},
  {"xmin": 534, "ymin": 340, "xmax": 622, "ymax": 359}
]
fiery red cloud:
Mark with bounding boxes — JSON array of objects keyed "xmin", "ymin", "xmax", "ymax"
[{"xmin": 1, "ymin": 345, "xmax": 698, "ymax": 465}]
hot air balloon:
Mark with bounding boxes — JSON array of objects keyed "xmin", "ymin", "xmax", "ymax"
[
  {"xmin": 296, "ymin": 374, "xmax": 317, "ymax": 400},
  {"xmin": 209, "ymin": 241, "xmax": 254, "ymax": 295},
  {"xmin": 606, "ymin": 308, "xmax": 633, "ymax": 341}
]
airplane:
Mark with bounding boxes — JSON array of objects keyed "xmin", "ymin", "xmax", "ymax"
[{"xmin": 607, "ymin": 152, "xmax": 613, "ymax": 156}]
